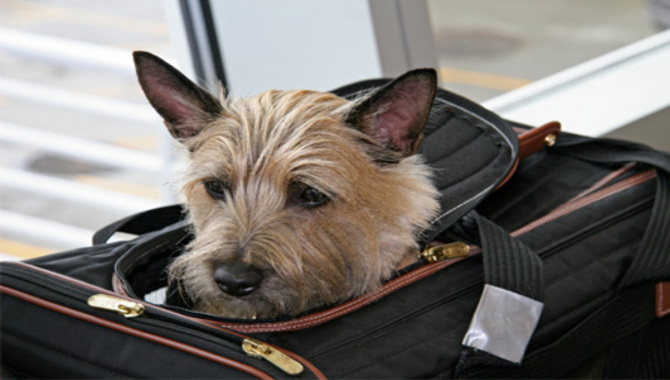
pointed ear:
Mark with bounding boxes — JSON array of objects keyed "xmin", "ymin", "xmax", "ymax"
[
  {"xmin": 133, "ymin": 51, "xmax": 222, "ymax": 140},
  {"xmin": 346, "ymin": 69, "xmax": 437, "ymax": 156}
]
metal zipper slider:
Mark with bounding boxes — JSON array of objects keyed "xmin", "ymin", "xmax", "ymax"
[
  {"xmin": 87, "ymin": 294, "xmax": 145, "ymax": 318},
  {"xmin": 419, "ymin": 241, "xmax": 471, "ymax": 263},
  {"xmin": 242, "ymin": 338, "xmax": 304, "ymax": 376}
]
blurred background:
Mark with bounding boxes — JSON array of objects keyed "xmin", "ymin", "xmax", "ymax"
[{"xmin": 1, "ymin": 0, "xmax": 669, "ymax": 260}]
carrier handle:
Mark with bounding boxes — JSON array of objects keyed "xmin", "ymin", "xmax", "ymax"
[{"xmin": 92, "ymin": 205, "xmax": 184, "ymax": 245}]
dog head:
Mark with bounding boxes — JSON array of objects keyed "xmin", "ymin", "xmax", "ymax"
[{"xmin": 134, "ymin": 51, "xmax": 440, "ymax": 318}]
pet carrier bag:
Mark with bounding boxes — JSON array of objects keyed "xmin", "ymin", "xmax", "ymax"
[{"xmin": 2, "ymin": 79, "xmax": 669, "ymax": 378}]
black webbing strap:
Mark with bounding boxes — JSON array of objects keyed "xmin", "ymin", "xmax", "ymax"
[
  {"xmin": 619, "ymin": 170, "xmax": 670, "ymax": 289},
  {"xmin": 472, "ymin": 211, "xmax": 543, "ymax": 301},
  {"xmin": 92, "ymin": 205, "xmax": 184, "ymax": 245},
  {"xmin": 554, "ymin": 135, "xmax": 670, "ymax": 291},
  {"xmin": 462, "ymin": 282, "xmax": 657, "ymax": 378},
  {"xmin": 454, "ymin": 212, "xmax": 543, "ymax": 376},
  {"xmin": 555, "ymin": 135, "xmax": 670, "ymax": 172}
]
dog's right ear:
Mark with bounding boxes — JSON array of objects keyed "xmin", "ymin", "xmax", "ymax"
[
  {"xmin": 345, "ymin": 69, "xmax": 437, "ymax": 157},
  {"xmin": 133, "ymin": 51, "xmax": 222, "ymax": 140}
]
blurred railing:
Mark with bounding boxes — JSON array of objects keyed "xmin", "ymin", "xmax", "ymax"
[{"xmin": 0, "ymin": 28, "xmax": 167, "ymax": 258}]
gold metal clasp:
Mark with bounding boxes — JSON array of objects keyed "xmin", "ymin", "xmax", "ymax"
[
  {"xmin": 242, "ymin": 338, "xmax": 304, "ymax": 376},
  {"xmin": 87, "ymin": 294, "xmax": 145, "ymax": 318},
  {"xmin": 544, "ymin": 133, "xmax": 558, "ymax": 147},
  {"xmin": 419, "ymin": 242, "xmax": 471, "ymax": 263}
]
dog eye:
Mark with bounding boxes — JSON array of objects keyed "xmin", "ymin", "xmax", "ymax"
[
  {"xmin": 205, "ymin": 180, "xmax": 229, "ymax": 200},
  {"xmin": 299, "ymin": 187, "xmax": 329, "ymax": 208}
]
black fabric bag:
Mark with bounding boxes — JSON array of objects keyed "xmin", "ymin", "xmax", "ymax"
[{"xmin": 2, "ymin": 79, "xmax": 669, "ymax": 378}]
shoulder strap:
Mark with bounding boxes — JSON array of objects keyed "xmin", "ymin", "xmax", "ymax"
[
  {"xmin": 92, "ymin": 205, "xmax": 185, "ymax": 245},
  {"xmin": 553, "ymin": 135, "xmax": 670, "ymax": 291}
]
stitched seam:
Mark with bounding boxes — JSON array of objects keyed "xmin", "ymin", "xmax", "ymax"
[
  {"xmin": 216, "ymin": 258, "xmax": 468, "ymax": 333},
  {"xmin": 512, "ymin": 169, "xmax": 656, "ymax": 237},
  {"xmin": 658, "ymin": 282, "xmax": 670, "ymax": 317},
  {"xmin": 0, "ymin": 285, "xmax": 272, "ymax": 379}
]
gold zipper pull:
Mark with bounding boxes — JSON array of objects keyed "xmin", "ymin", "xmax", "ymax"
[
  {"xmin": 87, "ymin": 294, "xmax": 145, "ymax": 318},
  {"xmin": 242, "ymin": 338, "xmax": 304, "ymax": 376},
  {"xmin": 419, "ymin": 241, "xmax": 471, "ymax": 263}
]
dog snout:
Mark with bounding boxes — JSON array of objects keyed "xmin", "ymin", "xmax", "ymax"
[{"xmin": 213, "ymin": 262, "xmax": 264, "ymax": 297}]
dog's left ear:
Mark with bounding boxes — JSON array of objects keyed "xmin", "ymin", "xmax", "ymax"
[
  {"xmin": 346, "ymin": 69, "xmax": 437, "ymax": 156},
  {"xmin": 133, "ymin": 51, "xmax": 223, "ymax": 140}
]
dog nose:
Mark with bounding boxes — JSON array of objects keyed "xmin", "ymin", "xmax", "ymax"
[{"xmin": 214, "ymin": 262, "xmax": 263, "ymax": 297}]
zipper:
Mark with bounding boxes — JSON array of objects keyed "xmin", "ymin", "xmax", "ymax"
[
  {"xmin": 242, "ymin": 338, "xmax": 305, "ymax": 375},
  {"xmin": 88, "ymin": 294, "xmax": 145, "ymax": 318},
  {"xmin": 1, "ymin": 263, "xmax": 306, "ymax": 377},
  {"xmin": 87, "ymin": 293, "xmax": 305, "ymax": 376},
  {"xmin": 419, "ymin": 241, "xmax": 471, "ymax": 263}
]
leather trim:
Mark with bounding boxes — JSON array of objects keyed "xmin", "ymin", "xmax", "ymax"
[
  {"xmin": 495, "ymin": 121, "xmax": 561, "ymax": 190},
  {"xmin": 9, "ymin": 262, "xmax": 325, "ymax": 379},
  {"xmin": 564, "ymin": 162, "xmax": 638, "ymax": 203},
  {"xmin": 516, "ymin": 121, "xmax": 562, "ymax": 161},
  {"xmin": 496, "ymin": 157, "xmax": 519, "ymax": 190},
  {"xmin": 210, "ymin": 255, "xmax": 471, "ymax": 333},
  {"xmin": 511, "ymin": 169, "xmax": 656, "ymax": 237},
  {"xmin": 0, "ymin": 285, "xmax": 273, "ymax": 380},
  {"xmin": 112, "ymin": 273, "xmax": 129, "ymax": 297},
  {"xmin": 657, "ymin": 282, "xmax": 670, "ymax": 318}
]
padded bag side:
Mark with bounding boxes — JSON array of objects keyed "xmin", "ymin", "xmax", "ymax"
[
  {"xmin": 460, "ymin": 134, "xmax": 670, "ymax": 377},
  {"xmin": 0, "ymin": 261, "xmax": 323, "ymax": 379}
]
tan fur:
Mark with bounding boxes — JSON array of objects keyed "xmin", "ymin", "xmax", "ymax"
[
  {"xmin": 133, "ymin": 51, "xmax": 440, "ymax": 319},
  {"xmin": 167, "ymin": 90, "xmax": 439, "ymax": 318}
]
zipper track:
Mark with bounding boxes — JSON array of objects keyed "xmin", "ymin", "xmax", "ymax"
[
  {"xmin": 1, "ymin": 262, "xmax": 322, "ymax": 378},
  {"xmin": 0, "ymin": 263, "xmax": 244, "ymax": 350},
  {"xmin": 1, "ymin": 285, "xmax": 277, "ymax": 380}
]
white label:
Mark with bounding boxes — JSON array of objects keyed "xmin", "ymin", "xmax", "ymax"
[{"xmin": 462, "ymin": 284, "xmax": 544, "ymax": 364}]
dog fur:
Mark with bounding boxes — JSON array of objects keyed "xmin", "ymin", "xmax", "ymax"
[{"xmin": 134, "ymin": 51, "xmax": 440, "ymax": 319}]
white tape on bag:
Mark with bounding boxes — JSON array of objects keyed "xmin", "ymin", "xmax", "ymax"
[{"xmin": 462, "ymin": 284, "xmax": 544, "ymax": 364}]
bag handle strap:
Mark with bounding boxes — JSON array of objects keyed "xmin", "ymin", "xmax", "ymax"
[{"xmin": 92, "ymin": 205, "xmax": 184, "ymax": 245}]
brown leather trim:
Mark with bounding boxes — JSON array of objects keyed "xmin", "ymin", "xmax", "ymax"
[
  {"xmin": 511, "ymin": 169, "xmax": 656, "ymax": 237},
  {"xmin": 516, "ymin": 121, "xmax": 562, "ymax": 161},
  {"xmin": 272, "ymin": 345, "xmax": 328, "ymax": 380},
  {"xmin": 657, "ymin": 282, "xmax": 670, "ymax": 318},
  {"xmin": 210, "ymin": 255, "xmax": 471, "ymax": 333},
  {"xmin": 112, "ymin": 273, "xmax": 129, "ymax": 297},
  {"xmin": 496, "ymin": 157, "xmax": 519, "ymax": 190},
  {"xmin": 0, "ymin": 285, "xmax": 273, "ymax": 380},
  {"xmin": 496, "ymin": 121, "xmax": 561, "ymax": 190},
  {"xmin": 563, "ymin": 162, "xmax": 638, "ymax": 203},
  {"xmin": 10, "ymin": 262, "xmax": 325, "ymax": 378}
]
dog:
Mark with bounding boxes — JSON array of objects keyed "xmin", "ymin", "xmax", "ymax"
[{"xmin": 134, "ymin": 51, "xmax": 441, "ymax": 319}]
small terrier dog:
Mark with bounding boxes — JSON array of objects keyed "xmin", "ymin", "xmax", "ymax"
[{"xmin": 134, "ymin": 51, "xmax": 440, "ymax": 319}]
